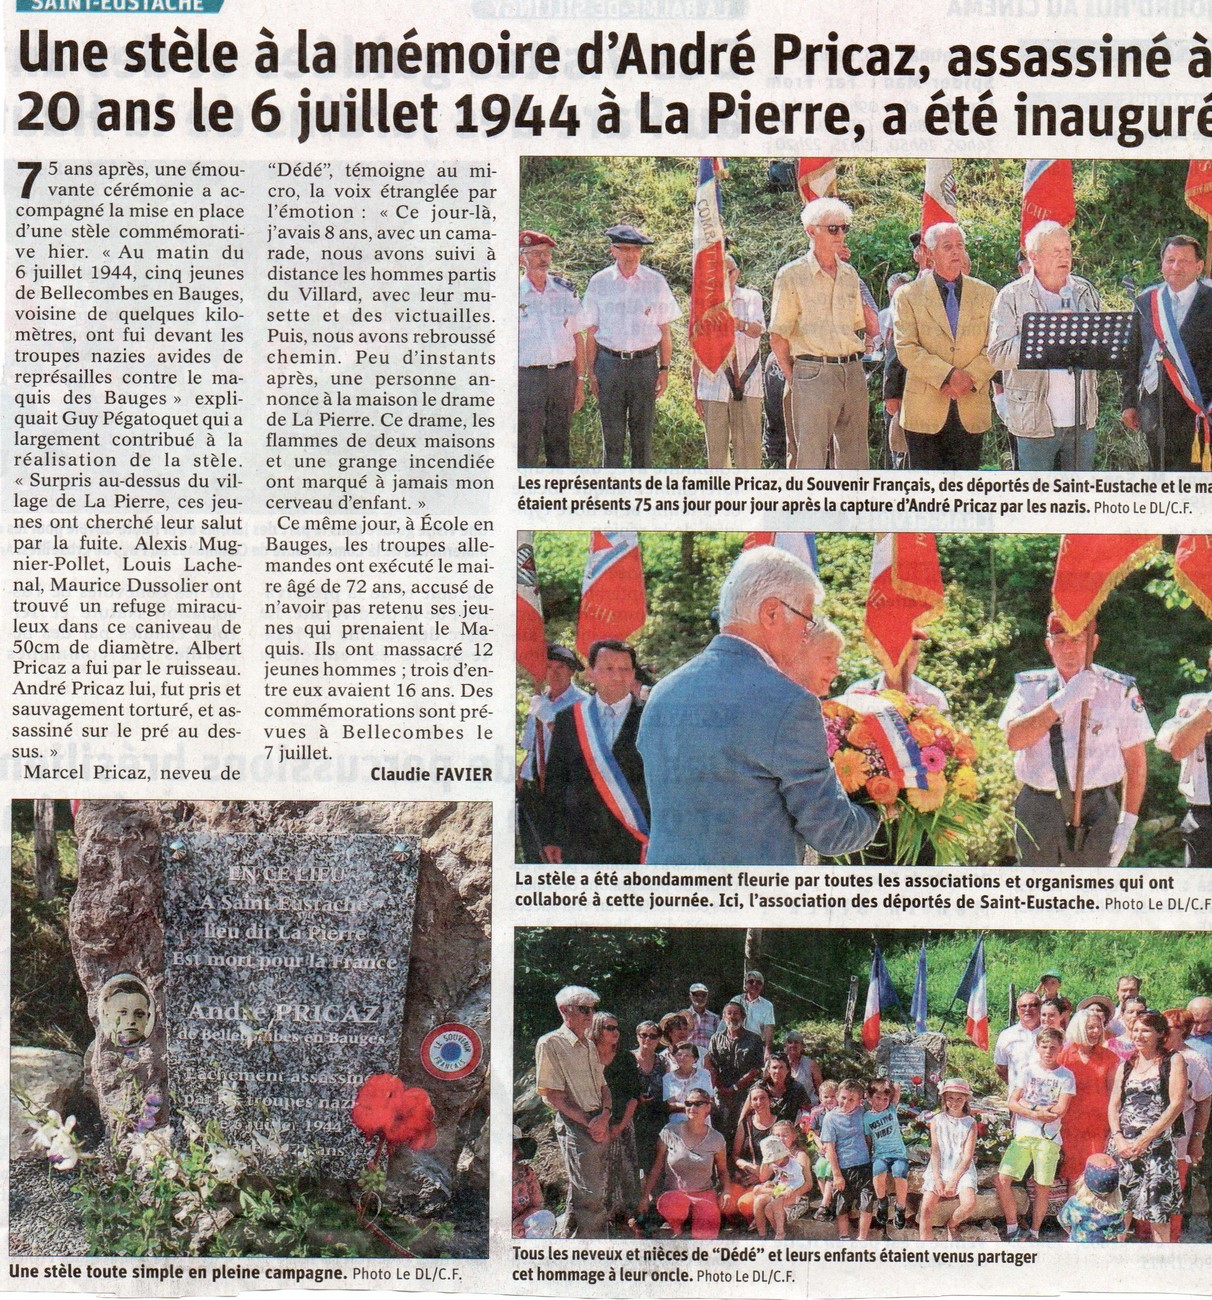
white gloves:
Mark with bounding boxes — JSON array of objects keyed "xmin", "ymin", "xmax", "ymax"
[
  {"xmin": 1109, "ymin": 812, "xmax": 1138, "ymax": 868},
  {"xmin": 1049, "ymin": 670, "xmax": 1099, "ymax": 716}
]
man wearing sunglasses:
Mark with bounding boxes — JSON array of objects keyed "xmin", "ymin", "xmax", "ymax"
[
  {"xmin": 639, "ymin": 545, "xmax": 879, "ymax": 864},
  {"xmin": 769, "ymin": 197, "xmax": 871, "ymax": 471},
  {"xmin": 536, "ymin": 984, "xmax": 611, "ymax": 1237},
  {"xmin": 994, "ymin": 991, "xmax": 1043, "ymax": 1091}
]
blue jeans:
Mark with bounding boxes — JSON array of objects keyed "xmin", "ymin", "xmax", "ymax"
[{"xmin": 1014, "ymin": 425, "xmax": 1095, "ymax": 471}]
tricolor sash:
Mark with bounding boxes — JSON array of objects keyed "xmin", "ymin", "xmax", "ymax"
[
  {"xmin": 572, "ymin": 701, "xmax": 649, "ymax": 854},
  {"xmin": 1149, "ymin": 286, "xmax": 1212, "ymax": 470}
]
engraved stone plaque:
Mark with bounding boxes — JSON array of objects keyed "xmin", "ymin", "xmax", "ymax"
[
  {"xmin": 162, "ymin": 832, "xmax": 419, "ymax": 1176},
  {"xmin": 876, "ymin": 1031, "xmax": 947, "ymax": 1108}
]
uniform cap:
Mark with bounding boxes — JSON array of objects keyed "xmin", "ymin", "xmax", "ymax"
[
  {"xmin": 606, "ymin": 223, "xmax": 653, "ymax": 245},
  {"xmin": 520, "ymin": 230, "xmax": 556, "ymax": 250}
]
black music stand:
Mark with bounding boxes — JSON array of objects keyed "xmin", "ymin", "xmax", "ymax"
[{"xmin": 1020, "ymin": 311, "xmax": 1134, "ymax": 435}]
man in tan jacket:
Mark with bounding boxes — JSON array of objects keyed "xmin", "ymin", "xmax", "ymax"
[{"xmin": 892, "ymin": 222, "xmax": 997, "ymax": 470}]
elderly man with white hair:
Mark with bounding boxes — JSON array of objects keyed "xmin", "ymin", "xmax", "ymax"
[
  {"xmin": 769, "ymin": 197, "xmax": 871, "ymax": 470},
  {"xmin": 638, "ymin": 545, "xmax": 879, "ymax": 865},
  {"xmin": 535, "ymin": 983, "xmax": 611, "ymax": 1237},
  {"xmin": 988, "ymin": 219, "xmax": 1102, "ymax": 471},
  {"xmin": 891, "ymin": 222, "xmax": 997, "ymax": 471}
]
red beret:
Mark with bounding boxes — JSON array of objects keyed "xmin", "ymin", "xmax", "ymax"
[{"xmin": 519, "ymin": 230, "xmax": 556, "ymax": 250}]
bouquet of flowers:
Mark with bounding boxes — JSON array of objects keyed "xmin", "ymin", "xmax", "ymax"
[{"xmin": 821, "ymin": 687, "xmax": 986, "ymax": 865}]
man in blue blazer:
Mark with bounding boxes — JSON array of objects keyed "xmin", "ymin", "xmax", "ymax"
[
  {"xmin": 1122, "ymin": 234, "xmax": 1212, "ymax": 472},
  {"xmin": 637, "ymin": 547, "xmax": 880, "ymax": 865}
]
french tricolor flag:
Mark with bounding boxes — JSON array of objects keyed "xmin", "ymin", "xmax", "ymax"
[
  {"xmin": 956, "ymin": 936, "xmax": 989, "ymax": 1051},
  {"xmin": 689, "ymin": 157, "xmax": 734, "ymax": 377},
  {"xmin": 861, "ymin": 945, "xmax": 902, "ymax": 1051},
  {"xmin": 1021, "ymin": 160, "xmax": 1074, "ymax": 250}
]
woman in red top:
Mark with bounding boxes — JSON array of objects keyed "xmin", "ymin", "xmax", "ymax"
[{"xmin": 1058, "ymin": 1002, "xmax": 1120, "ymax": 1189}]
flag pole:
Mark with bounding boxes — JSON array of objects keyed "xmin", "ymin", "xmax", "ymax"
[{"xmin": 1070, "ymin": 631, "xmax": 1095, "ymax": 832}]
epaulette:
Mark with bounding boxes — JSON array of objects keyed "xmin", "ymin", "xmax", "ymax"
[
  {"xmin": 550, "ymin": 273, "xmax": 577, "ymax": 293},
  {"xmin": 1094, "ymin": 665, "xmax": 1135, "ymax": 688},
  {"xmin": 1014, "ymin": 669, "xmax": 1052, "ymax": 684}
]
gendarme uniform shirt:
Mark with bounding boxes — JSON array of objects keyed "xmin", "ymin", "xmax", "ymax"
[
  {"xmin": 519, "ymin": 273, "xmax": 583, "ymax": 367},
  {"xmin": 582, "ymin": 263, "xmax": 681, "ymax": 352},
  {"xmin": 848, "ymin": 672, "xmax": 950, "ymax": 714},
  {"xmin": 997, "ymin": 664, "xmax": 1154, "ymax": 791},
  {"xmin": 1156, "ymin": 691, "xmax": 1212, "ymax": 804}
]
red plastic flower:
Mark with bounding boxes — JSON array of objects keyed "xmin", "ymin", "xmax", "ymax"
[{"xmin": 352, "ymin": 1074, "xmax": 438, "ymax": 1153}]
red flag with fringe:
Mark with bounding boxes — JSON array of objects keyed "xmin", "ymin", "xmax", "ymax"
[
  {"xmin": 1186, "ymin": 161, "xmax": 1212, "ymax": 225},
  {"xmin": 576, "ymin": 532, "xmax": 647, "ymax": 658},
  {"xmin": 864, "ymin": 533, "xmax": 945, "ymax": 677},
  {"xmin": 1050, "ymin": 534, "xmax": 1161, "ymax": 634},
  {"xmin": 1021, "ymin": 160, "xmax": 1075, "ymax": 249},
  {"xmin": 690, "ymin": 157, "xmax": 734, "ymax": 376},
  {"xmin": 1175, "ymin": 534, "xmax": 1212, "ymax": 620},
  {"xmin": 921, "ymin": 159, "xmax": 957, "ymax": 235},
  {"xmin": 797, "ymin": 157, "xmax": 837, "ymax": 203},
  {"xmin": 516, "ymin": 531, "xmax": 547, "ymax": 682}
]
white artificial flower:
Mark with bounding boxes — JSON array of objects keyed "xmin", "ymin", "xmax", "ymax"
[
  {"xmin": 31, "ymin": 1111, "xmax": 79, "ymax": 1169},
  {"xmin": 207, "ymin": 1147, "xmax": 245, "ymax": 1184},
  {"xmin": 129, "ymin": 1124, "xmax": 175, "ymax": 1169}
]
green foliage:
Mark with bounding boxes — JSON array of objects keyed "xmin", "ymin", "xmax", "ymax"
[
  {"xmin": 520, "ymin": 532, "xmax": 1211, "ymax": 865},
  {"xmin": 514, "ymin": 926, "xmax": 1212, "ymax": 1093},
  {"xmin": 10, "ymin": 803, "xmax": 89, "ymax": 1053},
  {"xmin": 520, "ymin": 157, "xmax": 1194, "ymax": 468}
]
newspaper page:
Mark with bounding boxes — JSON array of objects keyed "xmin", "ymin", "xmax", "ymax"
[{"xmin": 2, "ymin": 0, "xmax": 1212, "ymax": 1297}]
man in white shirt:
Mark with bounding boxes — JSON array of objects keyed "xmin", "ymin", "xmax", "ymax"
[
  {"xmin": 518, "ymin": 231, "xmax": 585, "ymax": 468},
  {"xmin": 847, "ymin": 628, "xmax": 949, "ymax": 712},
  {"xmin": 582, "ymin": 224, "xmax": 681, "ymax": 469},
  {"xmin": 994, "ymin": 990, "xmax": 1042, "ymax": 1091},
  {"xmin": 1123, "ymin": 234, "xmax": 1212, "ymax": 472},
  {"xmin": 693, "ymin": 253, "xmax": 765, "ymax": 469},
  {"xmin": 734, "ymin": 970, "xmax": 776, "ymax": 1052},
  {"xmin": 999, "ymin": 616, "xmax": 1152, "ymax": 868}
]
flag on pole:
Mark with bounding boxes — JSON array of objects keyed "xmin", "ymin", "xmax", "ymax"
[
  {"xmin": 864, "ymin": 533, "xmax": 945, "ymax": 678},
  {"xmin": 797, "ymin": 157, "xmax": 837, "ymax": 203},
  {"xmin": 1175, "ymin": 534, "xmax": 1212, "ymax": 620},
  {"xmin": 1050, "ymin": 534, "xmax": 1162, "ymax": 635},
  {"xmin": 742, "ymin": 532, "xmax": 818, "ymax": 571},
  {"xmin": 921, "ymin": 159, "xmax": 957, "ymax": 235},
  {"xmin": 690, "ymin": 157, "xmax": 734, "ymax": 377},
  {"xmin": 1021, "ymin": 160, "xmax": 1075, "ymax": 249},
  {"xmin": 1186, "ymin": 161, "xmax": 1212, "ymax": 225},
  {"xmin": 516, "ymin": 531, "xmax": 547, "ymax": 682},
  {"xmin": 576, "ymin": 532, "xmax": 647, "ymax": 659},
  {"xmin": 910, "ymin": 940, "xmax": 928, "ymax": 1034},
  {"xmin": 953, "ymin": 936, "xmax": 988, "ymax": 1050},
  {"xmin": 861, "ymin": 944, "xmax": 904, "ymax": 1051}
]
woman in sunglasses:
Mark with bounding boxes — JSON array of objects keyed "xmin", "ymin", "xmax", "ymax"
[
  {"xmin": 632, "ymin": 1020, "xmax": 668, "ymax": 1176},
  {"xmin": 636, "ymin": 1087, "xmax": 735, "ymax": 1239},
  {"xmin": 589, "ymin": 1011, "xmax": 642, "ymax": 1229}
]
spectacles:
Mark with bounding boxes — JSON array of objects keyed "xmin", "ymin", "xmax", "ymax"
[
  {"xmin": 823, "ymin": 223, "xmax": 851, "ymax": 235},
  {"xmin": 777, "ymin": 601, "xmax": 817, "ymax": 635},
  {"xmin": 685, "ymin": 1100, "xmax": 710, "ymax": 1109},
  {"xmin": 746, "ymin": 978, "xmax": 764, "ymax": 986},
  {"xmin": 603, "ymin": 1025, "xmax": 620, "ymax": 1033},
  {"xmin": 571, "ymin": 1004, "xmax": 596, "ymax": 1014}
]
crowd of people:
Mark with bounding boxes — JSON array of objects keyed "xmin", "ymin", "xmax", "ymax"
[
  {"xmin": 518, "ymin": 543, "xmax": 1209, "ymax": 869},
  {"xmin": 518, "ymin": 972, "xmax": 1212, "ymax": 1244},
  {"xmin": 518, "ymin": 194, "xmax": 1212, "ymax": 473}
]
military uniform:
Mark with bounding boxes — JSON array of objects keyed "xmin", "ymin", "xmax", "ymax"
[
  {"xmin": 1156, "ymin": 691, "xmax": 1212, "ymax": 867},
  {"xmin": 998, "ymin": 665, "xmax": 1154, "ymax": 867}
]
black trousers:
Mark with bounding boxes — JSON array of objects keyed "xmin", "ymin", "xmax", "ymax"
[{"xmin": 905, "ymin": 402, "xmax": 984, "ymax": 471}]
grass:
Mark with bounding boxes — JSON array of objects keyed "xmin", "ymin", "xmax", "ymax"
[{"xmin": 520, "ymin": 155, "xmax": 1192, "ymax": 469}]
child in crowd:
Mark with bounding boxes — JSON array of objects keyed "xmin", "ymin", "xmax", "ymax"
[
  {"xmin": 802, "ymin": 1079, "xmax": 839, "ymax": 1220},
  {"xmin": 820, "ymin": 1079, "xmax": 874, "ymax": 1241},
  {"xmin": 752, "ymin": 1133, "xmax": 805, "ymax": 1240},
  {"xmin": 994, "ymin": 1028, "xmax": 1075, "ymax": 1241},
  {"xmin": 1058, "ymin": 1154, "xmax": 1128, "ymax": 1242},
  {"xmin": 863, "ymin": 1078, "xmax": 910, "ymax": 1230},
  {"xmin": 918, "ymin": 1078, "xmax": 979, "ymax": 1242}
]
